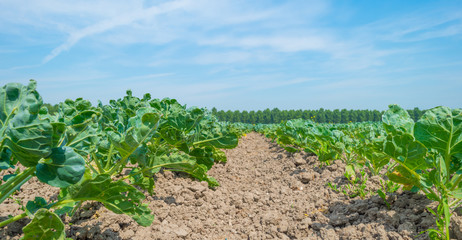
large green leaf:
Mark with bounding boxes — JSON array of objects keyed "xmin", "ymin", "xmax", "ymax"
[
  {"xmin": 128, "ymin": 168, "xmax": 155, "ymax": 195},
  {"xmin": 196, "ymin": 120, "xmax": 239, "ymax": 149},
  {"xmin": 383, "ymin": 104, "xmax": 414, "ymax": 134},
  {"xmin": 0, "ymin": 81, "xmax": 53, "ymax": 167},
  {"xmin": 36, "ymin": 147, "xmax": 86, "ymax": 188},
  {"xmin": 0, "ymin": 80, "xmax": 41, "ymax": 124},
  {"xmin": 21, "ymin": 209, "xmax": 66, "ymax": 240},
  {"xmin": 26, "ymin": 197, "xmax": 50, "ymax": 217},
  {"xmin": 55, "ymin": 99, "xmax": 102, "ymax": 155},
  {"xmin": 167, "ymin": 107, "xmax": 204, "ymax": 132},
  {"xmin": 189, "ymin": 148, "xmax": 215, "ymax": 169},
  {"xmin": 197, "ymin": 132, "xmax": 238, "ymax": 149},
  {"xmin": 5, "ymin": 112, "xmax": 53, "ymax": 167},
  {"xmin": 415, "ymin": 106, "xmax": 462, "ymax": 161},
  {"xmin": 156, "ymin": 106, "xmax": 204, "ymax": 149},
  {"xmin": 63, "ymin": 174, "xmax": 154, "ymax": 226},
  {"xmin": 364, "ymin": 146, "xmax": 390, "ymax": 173},
  {"xmin": 387, "ymin": 166, "xmax": 420, "ymax": 187},
  {"xmin": 187, "ymin": 147, "xmax": 226, "ymax": 169},
  {"xmin": 153, "ymin": 152, "xmax": 219, "ymax": 187},
  {"xmin": 384, "ymin": 133, "xmax": 430, "ymax": 171},
  {"xmin": 0, "ymin": 148, "xmax": 13, "ymax": 170},
  {"xmin": 129, "ymin": 145, "xmax": 148, "ymax": 167},
  {"xmin": 108, "ymin": 109, "xmax": 160, "ymax": 159}
]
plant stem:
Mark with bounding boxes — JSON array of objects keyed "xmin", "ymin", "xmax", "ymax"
[
  {"xmin": 92, "ymin": 152, "xmax": 105, "ymax": 174},
  {"xmin": 85, "ymin": 161, "xmax": 99, "ymax": 175},
  {"xmin": 0, "ymin": 212, "xmax": 27, "ymax": 228},
  {"xmin": 192, "ymin": 136, "xmax": 223, "ymax": 146},
  {"xmin": 449, "ymin": 199, "xmax": 462, "ymax": 208},
  {"xmin": 104, "ymin": 145, "xmax": 114, "ymax": 170},
  {"xmin": 69, "ymin": 201, "xmax": 83, "ymax": 217},
  {"xmin": 450, "ymin": 174, "xmax": 462, "ymax": 191},
  {"xmin": 0, "ymin": 167, "xmax": 35, "ymax": 204},
  {"xmin": 443, "ymin": 198, "xmax": 451, "ymax": 240}
]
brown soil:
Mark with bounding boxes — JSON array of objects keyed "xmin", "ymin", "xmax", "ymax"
[{"xmin": 1, "ymin": 132, "xmax": 462, "ymax": 239}]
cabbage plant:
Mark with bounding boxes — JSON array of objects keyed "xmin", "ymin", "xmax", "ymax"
[
  {"xmin": 0, "ymin": 81, "xmax": 154, "ymax": 239},
  {"xmin": 382, "ymin": 105, "xmax": 462, "ymax": 240}
]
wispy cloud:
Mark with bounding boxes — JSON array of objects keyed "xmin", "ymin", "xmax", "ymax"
[
  {"xmin": 199, "ymin": 34, "xmax": 333, "ymax": 53},
  {"xmin": 42, "ymin": 0, "xmax": 191, "ymax": 63},
  {"xmin": 356, "ymin": 6, "xmax": 462, "ymax": 43},
  {"xmin": 194, "ymin": 51, "xmax": 274, "ymax": 65}
]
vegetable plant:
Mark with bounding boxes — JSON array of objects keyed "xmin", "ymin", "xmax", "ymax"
[
  {"xmin": 1, "ymin": 80, "xmax": 241, "ymax": 239},
  {"xmin": 381, "ymin": 104, "xmax": 462, "ymax": 240}
]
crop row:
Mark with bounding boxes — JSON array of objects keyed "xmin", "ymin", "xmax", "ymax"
[
  {"xmin": 255, "ymin": 105, "xmax": 462, "ymax": 240},
  {"xmin": 0, "ymin": 80, "xmax": 246, "ymax": 239}
]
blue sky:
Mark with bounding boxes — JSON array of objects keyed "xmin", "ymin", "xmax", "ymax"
[{"xmin": 0, "ymin": 0, "xmax": 461, "ymax": 110}]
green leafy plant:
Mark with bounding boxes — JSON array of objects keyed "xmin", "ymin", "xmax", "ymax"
[
  {"xmin": 1, "ymin": 80, "xmax": 242, "ymax": 239},
  {"xmin": 327, "ymin": 182, "xmax": 341, "ymax": 193},
  {"xmin": 377, "ymin": 179, "xmax": 401, "ymax": 209},
  {"xmin": 381, "ymin": 104, "xmax": 462, "ymax": 240},
  {"xmin": 327, "ymin": 166, "xmax": 371, "ymax": 199}
]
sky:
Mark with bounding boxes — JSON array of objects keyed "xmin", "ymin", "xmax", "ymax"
[{"xmin": 0, "ymin": 0, "xmax": 461, "ymax": 111}]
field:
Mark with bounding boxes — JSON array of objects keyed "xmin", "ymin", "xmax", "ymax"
[
  {"xmin": 1, "ymin": 81, "xmax": 462, "ymax": 240},
  {"xmin": 1, "ymin": 132, "xmax": 461, "ymax": 239}
]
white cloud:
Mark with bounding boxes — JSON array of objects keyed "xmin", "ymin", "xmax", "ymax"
[
  {"xmin": 200, "ymin": 35, "xmax": 331, "ymax": 52},
  {"xmin": 356, "ymin": 7, "xmax": 462, "ymax": 43},
  {"xmin": 194, "ymin": 51, "xmax": 275, "ymax": 65},
  {"xmin": 42, "ymin": 0, "xmax": 191, "ymax": 63}
]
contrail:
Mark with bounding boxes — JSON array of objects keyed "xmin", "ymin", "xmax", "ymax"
[{"xmin": 42, "ymin": 0, "xmax": 190, "ymax": 63}]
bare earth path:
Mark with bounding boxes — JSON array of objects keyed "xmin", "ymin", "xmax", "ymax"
[{"xmin": 2, "ymin": 132, "xmax": 462, "ymax": 239}]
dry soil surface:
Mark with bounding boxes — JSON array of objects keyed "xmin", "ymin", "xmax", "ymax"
[{"xmin": 2, "ymin": 132, "xmax": 462, "ymax": 239}]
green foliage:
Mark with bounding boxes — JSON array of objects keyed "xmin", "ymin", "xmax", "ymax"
[
  {"xmin": 0, "ymin": 81, "xmax": 53, "ymax": 167},
  {"xmin": 213, "ymin": 107, "xmax": 425, "ymax": 124},
  {"xmin": 36, "ymin": 147, "xmax": 86, "ymax": 188},
  {"xmin": 21, "ymin": 209, "xmax": 66, "ymax": 240},
  {"xmin": 26, "ymin": 197, "xmax": 51, "ymax": 217},
  {"xmin": 382, "ymin": 105, "xmax": 462, "ymax": 239},
  {"xmin": 60, "ymin": 174, "xmax": 153, "ymax": 226},
  {"xmin": 0, "ymin": 81, "xmax": 241, "ymax": 236},
  {"xmin": 258, "ymin": 104, "xmax": 462, "ymax": 239}
]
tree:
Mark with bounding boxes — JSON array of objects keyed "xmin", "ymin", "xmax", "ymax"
[
  {"xmin": 225, "ymin": 110, "xmax": 233, "ymax": 122},
  {"xmin": 242, "ymin": 110, "xmax": 249, "ymax": 123},
  {"xmin": 413, "ymin": 107, "xmax": 423, "ymax": 121},
  {"xmin": 340, "ymin": 109, "xmax": 349, "ymax": 123},
  {"xmin": 357, "ymin": 110, "xmax": 366, "ymax": 122},
  {"xmin": 210, "ymin": 107, "xmax": 402, "ymax": 123},
  {"xmin": 263, "ymin": 108, "xmax": 271, "ymax": 124},
  {"xmin": 317, "ymin": 108, "xmax": 326, "ymax": 123},
  {"xmin": 332, "ymin": 109, "xmax": 341, "ymax": 123},
  {"xmin": 256, "ymin": 110, "xmax": 263, "ymax": 123},
  {"xmin": 216, "ymin": 110, "xmax": 225, "ymax": 121},
  {"xmin": 325, "ymin": 109, "xmax": 333, "ymax": 123},
  {"xmin": 233, "ymin": 110, "xmax": 240, "ymax": 122},
  {"xmin": 294, "ymin": 109, "xmax": 303, "ymax": 119},
  {"xmin": 271, "ymin": 108, "xmax": 281, "ymax": 123},
  {"xmin": 249, "ymin": 110, "xmax": 256, "ymax": 124},
  {"xmin": 373, "ymin": 110, "xmax": 382, "ymax": 122}
]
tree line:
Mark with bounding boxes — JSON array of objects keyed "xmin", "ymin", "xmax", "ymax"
[
  {"xmin": 211, "ymin": 107, "xmax": 425, "ymax": 124},
  {"xmin": 43, "ymin": 102, "xmax": 425, "ymax": 124}
]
